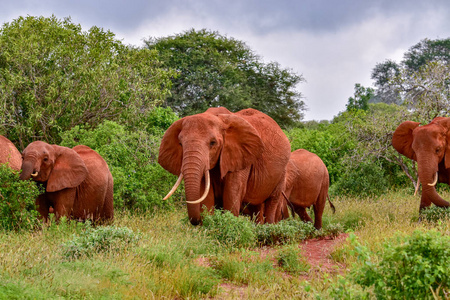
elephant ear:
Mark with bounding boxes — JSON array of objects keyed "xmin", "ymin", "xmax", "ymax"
[
  {"xmin": 158, "ymin": 118, "xmax": 184, "ymax": 175},
  {"xmin": 433, "ymin": 117, "xmax": 450, "ymax": 169},
  {"xmin": 219, "ymin": 114, "xmax": 264, "ymax": 178},
  {"xmin": 47, "ymin": 145, "xmax": 88, "ymax": 192},
  {"xmin": 392, "ymin": 121, "xmax": 420, "ymax": 161}
]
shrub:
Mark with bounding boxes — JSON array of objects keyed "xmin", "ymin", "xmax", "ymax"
[
  {"xmin": 61, "ymin": 226, "xmax": 140, "ymax": 260},
  {"xmin": 255, "ymin": 218, "xmax": 316, "ymax": 245},
  {"xmin": 354, "ymin": 230, "xmax": 450, "ymax": 299},
  {"xmin": 276, "ymin": 245, "xmax": 310, "ymax": 275},
  {"xmin": 419, "ymin": 206, "xmax": 450, "ymax": 223},
  {"xmin": 202, "ymin": 210, "xmax": 257, "ymax": 249},
  {"xmin": 0, "ymin": 165, "xmax": 42, "ymax": 231},
  {"xmin": 60, "ymin": 119, "xmax": 181, "ymax": 212}
]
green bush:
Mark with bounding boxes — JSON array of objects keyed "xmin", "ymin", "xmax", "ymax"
[
  {"xmin": 60, "ymin": 118, "xmax": 181, "ymax": 212},
  {"xmin": 419, "ymin": 206, "xmax": 450, "ymax": 223},
  {"xmin": 202, "ymin": 210, "xmax": 257, "ymax": 249},
  {"xmin": 276, "ymin": 245, "xmax": 310, "ymax": 275},
  {"xmin": 255, "ymin": 218, "xmax": 316, "ymax": 245},
  {"xmin": 0, "ymin": 165, "xmax": 42, "ymax": 231},
  {"xmin": 331, "ymin": 160, "xmax": 390, "ymax": 197},
  {"xmin": 61, "ymin": 226, "xmax": 140, "ymax": 260},
  {"xmin": 354, "ymin": 230, "xmax": 450, "ymax": 299}
]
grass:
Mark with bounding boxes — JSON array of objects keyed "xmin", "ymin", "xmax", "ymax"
[{"xmin": 1, "ymin": 189, "xmax": 450, "ymax": 299}]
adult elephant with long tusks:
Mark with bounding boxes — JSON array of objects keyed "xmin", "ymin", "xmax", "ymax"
[
  {"xmin": 20, "ymin": 141, "xmax": 114, "ymax": 222},
  {"xmin": 158, "ymin": 107, "xmax": 291, "ymax": 225},
  {"xmin": 392, "ymin": 117, "xmax": 450, "ymax": 211},
  {"xmin": 0, "ymin": 135, "xmax": 21, "ymax": 170}
]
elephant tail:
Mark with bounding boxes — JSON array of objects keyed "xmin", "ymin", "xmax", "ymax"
[
  {"xmin": 327, "ymin": 195, "xmax": 336, "ymax": 214},
  {"xmin": 282, "ymin": 191, "xmax": 295, "ymax": 218}
]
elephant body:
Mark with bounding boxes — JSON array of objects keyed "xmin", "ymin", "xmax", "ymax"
[
  {"xmin": 0, "ymin": 135, "xmax": 21, "ymax": 170},
  {"xmin": 284, "ymin": 149, "xmax": 333, "ymax": 229},
  {"xmin": 158, "ymin": 107, "xmax": 291, "ymax": 224},
  {"xmin": 392, "ymin": 117, "xmax": 450, "ymax": 211},
  {"xmin": 20, "ymin": 142, "xmax": 114, "ymax": 222}
]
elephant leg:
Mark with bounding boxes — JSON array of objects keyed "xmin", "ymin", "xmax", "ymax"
[
  {"xmin": 53, "ymin": 189, "xmax": 76, "ymax": 220},
  {"xmin": 313, "ymin": 201, "xmax": 325, "ymax": 230},
  {"xmin": 295, "ymin": 206, "xmax": 313, "ymax": 223},
  {"xmin": 35, "ymin": 195, "xmax": 50, "ymax": 221},
  {"xmin": 223, "ymin": 170, "xmax": 249, "ymax": 217}
]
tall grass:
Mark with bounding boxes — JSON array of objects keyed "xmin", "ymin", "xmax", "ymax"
[{"xmin": 1, "ymin": 190, "xmax": 450, "ymax": 299}]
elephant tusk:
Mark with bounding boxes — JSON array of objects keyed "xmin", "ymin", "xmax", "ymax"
[
  {"xmin": 186, "ymin": 170, "xmax": 210, "ymax": 204},
  {"xmin": 31, "ymin": 172, "xmax": 38, "ymax": 177},
  {"xmin": 163, "ymin": 174, "xmax": 183, "ymax": 200},
  {"xmin": 427, "ymin": 172, "xmax": 438, "ymax": 187},
  {"xmin": 414, "ymin": 179, "xmax": 420, "ymax": 196}
]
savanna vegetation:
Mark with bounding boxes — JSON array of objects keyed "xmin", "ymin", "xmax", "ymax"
[{"xmin": 1, "ymin": 15, "xmax": 450, "ymax": 299}]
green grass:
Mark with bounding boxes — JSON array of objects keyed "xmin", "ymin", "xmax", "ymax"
[{"xmin": 2, "ymin": 189, "xmax": 450, "ymax": 299}]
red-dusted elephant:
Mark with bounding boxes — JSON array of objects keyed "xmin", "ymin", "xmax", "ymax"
[
  {"xmin": 0, "ymin": 135, "xmax": 21, "ymax": 170},
  {"xmin": 158, "ymin": 107, "xmax": 291, "ymax": 225},
  {"xmin": 284, "ymin": 149, "xmax": 334, "ymax": 229},
  {"xmin": 392, "ymin": 117, "xmax": 450, "ymax": 211},
  {"xmin": 20, "ymin": 141, "xmax": 114, "ymax": 222}
]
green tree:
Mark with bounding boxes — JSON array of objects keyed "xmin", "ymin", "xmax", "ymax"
[
  {"xmin": 146, "ymin": 29, "xmax": 306, "ymax": 128},
  {"xmin": 0, "ymin": 15, "xmax": 175, "ymax": 148},
  {"xmin": 345, "ymin": 83, "xmax": 374, "ymax": 111}
]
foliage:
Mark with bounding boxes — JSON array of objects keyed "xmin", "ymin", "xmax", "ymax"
[
  {"xmin": 255, "ymin": 218, "xmax": 316, "ymax": 245},
  {"xmin": 202, "ymin": 210, "xmax": 257, "ymax": 249},
  {"xmin": 146, "ymin": 28, "xmax": 306, "ymax": 128},
  {"xmin": 354, "ymin": 230, "xmax": 450, "ymax": 299},
  {"xmin": 0, "ymin": 165, "xmax": 42, "ymax": 231},
  {"xmin": 419, "ymin": 206, "xmax": 450, "ymax": 223},
  {"xmin": 61, "ymin": 226, "xmax": 140, "ymax": 260},
  {"xmin": 276, "ymin": 245, "xmax": 310, "ymax": 275},
  {"xmin": 0, "ymin": 15, "xmax": 174, "ymax": 148},
  {"xmin": 346, "ymin": 83, "xmax": 374, "ymax": 111},
  {"xmin": 60, "ymin": 118, "xmax": 181, "ymax": 211}
]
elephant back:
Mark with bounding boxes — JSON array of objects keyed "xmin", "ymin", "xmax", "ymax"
[{"xmin": 0, "ymin": 135, "xmax": 21, "ymax": 171}]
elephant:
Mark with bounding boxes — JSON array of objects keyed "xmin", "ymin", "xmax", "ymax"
[
  {"xmin": 20, "ymin": 141, "xmax": 114, "ymax": 222},
  {"xmin": 392, "ymin": 117, "xmax": 450, "ymax": 211},
  {"xmin": 284, "ymin": 149, "xmax": 335, "ymax": 229},
  {"xmin": 158, "ymin": 107, "xmax": 291, "ymax": 225},
  {"xmin": 0, "ymin": 135, "xmax": 21, "ymax": 170}
]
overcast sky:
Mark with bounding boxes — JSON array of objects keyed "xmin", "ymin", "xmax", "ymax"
[{"xmin": 1, "ymin": 0, "xmax": 450, "ymax": 120}]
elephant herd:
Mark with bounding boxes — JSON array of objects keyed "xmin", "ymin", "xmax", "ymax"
[{"xmin": 1, "ymin": 107, "xmax": 449, "ymax": 227}]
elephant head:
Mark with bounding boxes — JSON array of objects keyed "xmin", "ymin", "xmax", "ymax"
[
  {"xmin": 158, "ymin": 112, "xmax": 264, "ymax": 225},
  {"xmin": 392, "ymin": 117, "xmax": 450, "ymax": 209},
  {"xmin": 20, "ymin": 141, "xmax": 88, "ymax": 192}
]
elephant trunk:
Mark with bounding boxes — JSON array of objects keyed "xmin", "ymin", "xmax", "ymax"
[
  {"xmin": 182, "ymin": 153, "xmax": 208, "ymax": 225},
  {"xmin": 20, "ymin": 160, "xmax": 35, "ymax": 181},
  {"xmin": 418, "ymin": 162, "xmax": 450, "ymax": 209}
]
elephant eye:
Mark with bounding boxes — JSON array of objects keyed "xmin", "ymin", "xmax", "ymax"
[
  {"xmin": 210, "ymin": 140, "xmax": 217, "ymax": 147},
  {"xmin": 43, "ymin": 157, "xmax": 48, "ymax": 162}
]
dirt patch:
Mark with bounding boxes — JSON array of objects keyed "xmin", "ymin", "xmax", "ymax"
[{"xmin": 299, "ymin": 233, "xmax": 349, "ymax": 275}]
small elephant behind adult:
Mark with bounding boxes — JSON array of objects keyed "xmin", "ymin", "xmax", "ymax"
[
  {"xmin": 0, "ymin": 135, "xmax": 21, "ymax": 170},
  {"xmin": 20, "ymin": 141, "xmax": 114, "ymax": 222},
  {"xmin": 284, "ymin": 149, "xmax": 335, "ymax": 229}
]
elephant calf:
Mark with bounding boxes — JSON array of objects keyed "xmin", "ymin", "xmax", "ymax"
[
  {"xmin": 20, "ymin": 141, "xmax": 114, "ymax": 222},
  {"xmin": 284, "ymin": 149, "xmax": 335, "ymax": 229},
  {"xmin": 0, "ymin": 135, "xmax": 21, "ymax": 171}
]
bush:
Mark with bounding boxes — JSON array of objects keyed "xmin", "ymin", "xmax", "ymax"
[
  {"xmin": 60, "ymin": 118, "xmax": 181, "ymax": 212},
  {"xmin": 0, "ymin": 165, "xmax": 42, "ymax": 231},
  {"xmin": 255, "ymin": 218, "xmax": 316, "ymax": 245},
  {"xmin": 61, "ymin": 226, "xmax": 140, "ymax": 260},
  {"xmin": 354, "ymin": 230, "xmax": 450, "ymax": 299},
  {"xmin": 276, "ymin": 245, "xmax": 310, "ymax": 275},
  {"xmin": 419, "ymin": 206, "xmax": 450, "ymax": 223},
  {"xmin": 202, "ymin": 210, "xmax": 257, "ymax": 249}
]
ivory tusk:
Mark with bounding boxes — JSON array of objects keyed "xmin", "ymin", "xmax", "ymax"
[
  {"xmin": 31, "ymin": 172, "xmax": 38, "ymax": 177},
  {"xmin": 163, "ymin": 174, "xmax": 183, "ymax": 200},
  {"xmin": 427, "ymin": 172, "xmax": 438, "ymax": 187},
  {"xmin": 186, "ymin": 170, "xmax": 210, "ymax": 204},
  {"xmin": 414, "ymin": 179, "xmax": 420, "ymax": 196}
]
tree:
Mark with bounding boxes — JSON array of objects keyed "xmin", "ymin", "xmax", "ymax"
[
  {"xmin": 346, "ymin": 84, "xmax": 374, "ymax": 111},
  {"xmin": 371, "ymin": 38, "xmax": 450, "ymax": 106},
  {"xmin": 0, "ymin": 15, "xmax": 174, "ymax": 148},
  {"xmin": 145, "ymin": 29, "xmax": 306, "ymax": 128}
]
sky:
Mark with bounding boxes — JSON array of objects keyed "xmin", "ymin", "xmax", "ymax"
[{"xmin": 1, "ymin": 0, "xmax": 450, "ymax": 121}]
